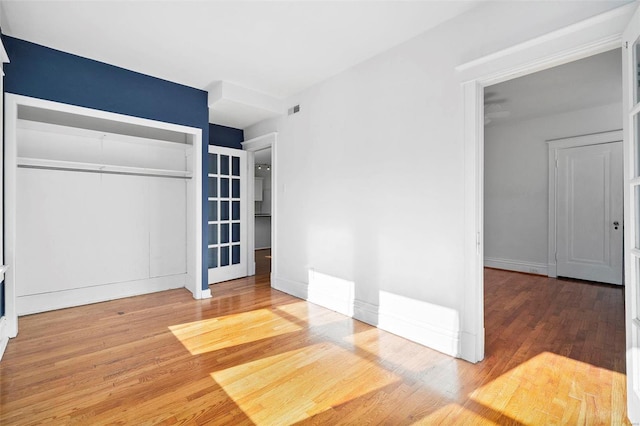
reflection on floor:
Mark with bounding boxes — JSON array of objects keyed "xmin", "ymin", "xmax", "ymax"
[
  {"xmin": 0, "ymin": 267, "xmax": 630, "ymax": 424},
  {"xmin": 255, "ymin": 248, "xmax": 271, "ymax": 276}
]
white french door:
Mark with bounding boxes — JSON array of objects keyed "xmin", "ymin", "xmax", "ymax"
[
  {"xmin": 623, "ymin": 5, "xmax": 640, "ymax": 422},
  {"xmin": 207, "ymin": 146, "xmax": 248, "ymax": 284}
]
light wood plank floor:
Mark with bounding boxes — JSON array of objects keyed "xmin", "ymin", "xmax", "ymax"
[{"xmin": 0, "ymin": 268, "xmax": 630, "ymax": 424}]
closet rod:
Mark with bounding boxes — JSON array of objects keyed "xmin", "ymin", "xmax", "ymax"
[
  {"xmin": 17, "ymin": 158, "xmax": 192, "ymax": 179},
  {"xmin": 18, "ymin": 164, "xmax": 193, "ymax": 179}
]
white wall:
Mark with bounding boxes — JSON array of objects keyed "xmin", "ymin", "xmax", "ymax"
[
  {"xmin": 484, "ymin": 102, "xmax": 622, "ymax": 274},
  {"xmin": 245, "ymin": 2, "xmax": 628, "ymax": 357},
  {"xmin": 255, "ymin": 168, "xmax": 272, "ymax": 214}
]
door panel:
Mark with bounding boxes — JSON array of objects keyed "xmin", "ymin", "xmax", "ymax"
[
  {"xmin": 207, "ymin": 146, "xmax": 247, "ymax": 284},
  {"xmin": 623, "ymin": 4, "xmax": 640, "ymax": 422},
  {"xmin": 556, "ymin": 142, "xmax": 623, "ymax": 285}
]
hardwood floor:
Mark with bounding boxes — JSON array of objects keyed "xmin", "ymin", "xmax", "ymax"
[
  {"xmin": 255, "ymin": 248, "xmax": 271, "ymax": 276},
  {"xmin": 0, "ymin": 268, "xmax": 630, "ymax": 424}
]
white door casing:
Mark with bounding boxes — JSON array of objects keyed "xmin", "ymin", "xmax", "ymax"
[
  {"xmin": 207, "ymin": 145, "xmax": 248, "ymax": 284},
  {"xmin": 0, "ymin": 39, "xmax": 8, "ymax": 362},
  {"xmin": 623, "ymin": 4, "xmax": 640, "ymax": 421},
  {"xmin": 241, "ymin": 133, "xmax": 278, "ymax": 283},
  {"xmin": 555, "ymin": 141, "xmax": 623, "ymax": 285}
]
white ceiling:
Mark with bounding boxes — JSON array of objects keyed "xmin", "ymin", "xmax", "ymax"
[
  {"xmin": 0, "ymin": 0, "xmax": 480, "ymax": 128},
  {"xmin": 485, "ymin": 48, "xmax": 622, "ymax": 127}
]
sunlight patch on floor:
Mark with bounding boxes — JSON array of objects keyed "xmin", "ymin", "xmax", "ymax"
[
  {"xmin": 275, "ymin": 299, "xmax": 352, "ymax": 328},
  {"xmin": 210, "ymin": 342, "xmax": 401, "ymax": 424},
  {"xmin": 421, "ymin": 402, "xmax": 500, "ymax": 425},
  {"xmin": 467, "ymin": 351, "xmax": 624, "ymax": 425},
  {"xmin": 168, "ymin": 308, "xmax": 302, "ymax": 355}
]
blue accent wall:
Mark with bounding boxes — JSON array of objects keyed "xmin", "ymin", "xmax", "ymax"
[
  {"xmin": 210, "ymin": 123, "xmax": 244, "ymax": 149},
  {"xmin": 2, "ymin": 36, "xmax": 214, "ymax": 290}
]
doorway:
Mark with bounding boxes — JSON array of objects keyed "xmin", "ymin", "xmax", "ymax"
[
  {"xmin": 483, "ymin": 48, "xmax": 622, "ymax": 282},
  {"xmin": 242, "ymin": 132, "xmax": 277, "ymax": 282},
  {"xmin": 254, "ymin": 147, "xmax": 272, "ymax": 276},
  {"xmin": 461, "ymin": 3, "xmax": 640, "ymax": 418}
]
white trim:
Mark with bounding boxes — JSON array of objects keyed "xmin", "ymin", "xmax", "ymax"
[
  {"xmin": 484, "ymin": 257, "xmax": 548, "ymax": 276},
  {"xmin": 272, "ymin": 275, "xmax": 307, "ymax": 300},
  {"xmin": 242, "ymin": 133, "xmax": 278, "ymax": 282},
  {"xmin": 547, "ymin": 129, "xmax": 623, "ymax": 148},
  {"xmin": 461, "ymin": 4, "xmax": 633, "ymax": 366},
  {"xmin": 0, "ymin": 317, "xmax": 8, "ymax": 361},
  {"xmin": 273, "ymin": 276, "xmax": 461, "ymax": 357},
  {"xmin": 455, "ymin": 2, "xmax": 636, "ymax": 72},
  {"xmin": 3, "ymin": 94, "xmax": 205, "ymax": 340},
  {"xmin": 0, "ymin": 36, "xmax": 9, "ymax": 64},
  {"xmin": 16, "ymin": 275, "xmax": 187, "ymax": 316},
  {"xmin": 375, "ymin": 301, "xmax": 460, "ymax": 358},
  {"xmin": 8, "ymin": 95, "xmax": 201, "ymax": 134},
  {"xmin": 462, "ymin": 80, "xmax": 485, "ymax": 363},
  {"xmin": 247, "ymin": 153, "xmax": 256, "ymax": 276},
  {"xmin": 241, "ymin": 132, "xmax": 278, "ymax": 151},
  {"xmin": 353, "ymin": 299, "xmax": 379, "ymax": 326},
  {"xmin": 623, "ymin": 7, "xmax": 640, "ymax": 422},
  {"xmin": 475, "ymin": 36, "xmax": 622, "ymax": 88},
  {"xmin": 307, "ymin": 269, "xmax": 355, "ymax": 317},
  {"xmin": 547, "ymin": 130, "xmax": 623, "ymax": 278}
]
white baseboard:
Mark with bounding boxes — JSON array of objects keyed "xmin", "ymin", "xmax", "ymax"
[
  {"xmin": 16, "ymin": 274, "xmax": 187, "ymax": 316},
  {"xmin": 484, "ymin": 257, "xmax": 548, "ymax": 276},
  {"xmin": 308, "ymin": 270, "xmax": 354, "ymax": 317},
  {"xmin": 272, "ymin": 275, "xmax": 308, "ymax": 300},
  {"xmin": 354, "ymin": 299, "xmax": 379, "ymax": 326},
  {"xmin": 0, "ymin": 316, "xmax": 8, "ymax": 361},
  {"xmin": 376, "ymin": 294, "xmax": 460, "ymax": 358},
  {"xmin": 459, "ymin": 330, "xmax": 484, "ymax": 363},
  {"xmin": 273, "ymin": 275, "xmax": 461, "ymax": 358}
]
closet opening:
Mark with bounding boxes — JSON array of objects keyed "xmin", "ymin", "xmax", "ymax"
[{"xmin": 3, "ymin": 95, "xmax": 204, "ymax": 337}]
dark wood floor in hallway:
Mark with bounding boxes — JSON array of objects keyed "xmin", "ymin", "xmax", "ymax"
[{"xmin": 0, "ymin": 268, "xmax": 630, "ymax": 424}]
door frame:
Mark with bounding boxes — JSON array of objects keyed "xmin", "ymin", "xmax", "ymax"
[
  {"xmin": 458, "ymin": 3, "xmax": 635, "ymax": 364},
  {"xmin": 242, "ymin": 133, "xmax": 277, "ymax": 282},
  {"xmin": 546, "ymin": 130, "xmax": 623, "ymax": 279}
]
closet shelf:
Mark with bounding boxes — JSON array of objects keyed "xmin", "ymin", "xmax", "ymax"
[
  {"xmin": 19, "ymin": 119, "xmax": 193, "ymax": 151},
  {"xmin": 17, "ymin": 157, "xmax": 193, "ymax": 179}
]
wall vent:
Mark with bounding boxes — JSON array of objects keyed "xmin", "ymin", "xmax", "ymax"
[{"xmin": 288, "ymin": 105, "xmax": 300, "ymax": 115}]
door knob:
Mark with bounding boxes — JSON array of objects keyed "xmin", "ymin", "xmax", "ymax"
[{"xmin": 614, "ymin": 221, "xmax": 619, "ymax": 230}]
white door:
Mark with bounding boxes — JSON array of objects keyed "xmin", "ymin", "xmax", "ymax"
[
  {"xmin": 207, "ymin": 146, "xmax": 248, "ymax": 284},
  {"xmin": 556, "ymin": 142, "xmax": 623, "ymax": 285},
  {"xmin": 623, "ymin": 4, "xmax": 640, "ymax": 422}
]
